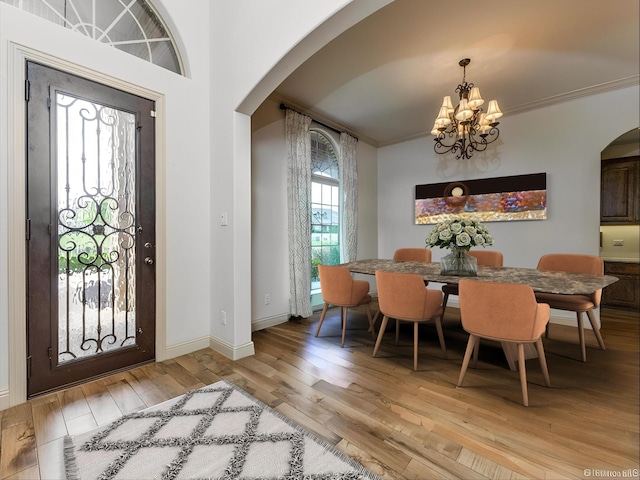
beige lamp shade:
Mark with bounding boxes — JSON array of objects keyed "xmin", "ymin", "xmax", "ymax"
[
  {"xmin": 431, "ymin": 123, "xmax": 442, "ymax": 135},
  {"xmin": 467, "ymin": 87, "xmax": 484, "ymax": 109},
  {"xmin": 478, "ymin": 113, "xmax": 491, "ymax": 133},
  {"xmin": 485, "ymin": 99, "xmax": 503, "ymax": 121},
  {"xmin": 442, "ymin": 95, "xmax": 455, "ymax": 114},
  {"xmin": 435, "ymin": 106, "xmax": 452, "ymax": 126},
  {"xmin": 455, "ymin": 98, "xmax": 473, "ymax": 121}
]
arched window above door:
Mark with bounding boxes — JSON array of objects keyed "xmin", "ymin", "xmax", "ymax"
[{"xmin": 1, "ymin": 0, "xmax": 183, "ymax": 75}]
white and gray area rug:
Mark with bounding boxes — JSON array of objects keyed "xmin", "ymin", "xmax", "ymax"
[{"xmin": 64, "ymin": 379, "xmax": 382, "ymax": 480}]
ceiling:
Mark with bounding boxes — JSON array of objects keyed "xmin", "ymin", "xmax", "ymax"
[{"xmin": 272, "ymin": 0, "xmax": 639, "ymax": 147}]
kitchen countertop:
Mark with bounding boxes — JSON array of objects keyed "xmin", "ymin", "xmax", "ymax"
[{"xmin": 600, "ymin": 257, "xmax": 640, "ymax": 263}]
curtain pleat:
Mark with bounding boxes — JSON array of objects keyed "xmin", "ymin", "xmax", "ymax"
[
  {"xmin": 286, "ymin": 110, "xmax": 313, "ymax": 318},
  {"xmin": 339, "ymin": 132, "xmax": 358, "ymax": 263}
]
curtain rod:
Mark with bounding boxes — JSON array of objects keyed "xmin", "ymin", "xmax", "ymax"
[{"xmin": 279, "ymin": 103, "xmax": 358, "ymax": 141}]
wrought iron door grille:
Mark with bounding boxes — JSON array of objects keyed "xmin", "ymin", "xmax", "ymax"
[{"xmin": 56, "ymin": 92, "xmax": 137, "ymax": 363}]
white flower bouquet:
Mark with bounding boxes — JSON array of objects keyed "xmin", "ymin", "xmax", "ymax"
[{"xmin": 425, "ymin": 218, "xmax": 494, "ymax": 251}]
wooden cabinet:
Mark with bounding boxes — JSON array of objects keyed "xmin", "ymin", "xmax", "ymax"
[
  {"xmin": 603, "ymin": 261, "xmax": 640, "ymax": 310},
  {"xmin": 601, "ymin": 157, "xmax": 639, "ymax": 224}
]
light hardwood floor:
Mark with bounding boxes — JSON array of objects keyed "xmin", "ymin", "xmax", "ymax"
[{"xmin": 1, "ymin": 306, "xmax": 638, "ymax": 480}]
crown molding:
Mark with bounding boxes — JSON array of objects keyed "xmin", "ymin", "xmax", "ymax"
[
  {"xmin": 377, "ymin": 76, "xmax": 640, "ymax": 149},
  {"xmin": 504, "ymin": 75, "xmax": 640, "ymax": 116}
]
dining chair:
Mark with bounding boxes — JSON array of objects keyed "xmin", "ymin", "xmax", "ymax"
[
  {"xmin": 373, "ymin": 270, "xmax": 446, "ymax": 370},
  {"xmin": 457, "ymin": 279, "xmax": 551, "ymax": 406},
  {"xmin": 441, "ymin": 250, "xmax": 503, "ymax": 315},
  {"xmin": 535, "ymin": 253, "xmax": 606, "ymax": 362},
  {"xmin": 393, "ymin": 248, "xmax": 432, "ymax": 263},
  {"xmin": 315, "ymin": 264, "xmax": 376, "ymax": 347},
  {"xmin": 391, "ymin": 248, "xmax": 433, "ymax": 336}
]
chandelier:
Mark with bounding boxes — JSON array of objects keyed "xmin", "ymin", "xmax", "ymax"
[{"xmin": 432, "ymin": 58, "xmax": 503, "ymax": 160}]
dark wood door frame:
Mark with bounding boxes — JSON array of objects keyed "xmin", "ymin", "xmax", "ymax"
[{"xmin": 26, "ymin": 61, "xmax": 156, "ymax": 398}]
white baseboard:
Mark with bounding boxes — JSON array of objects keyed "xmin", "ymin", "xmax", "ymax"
[
  {"xmin": 0, "ymin": 389, "xmax": 9, "ymax": 412},
  {"xmin": 164, "ymin": 336, "xmax": 211, "ymax": 360},
  {"xmin": 252, "ymin": 314, "xmax": 289, "ymax": 332},
  {"xmin": 209, "ymin": 336, "xmax": 255, "ymax": 361},
  {"xmin": 165, "ymin": 334, "xmax": 255, "ymax": 362}
]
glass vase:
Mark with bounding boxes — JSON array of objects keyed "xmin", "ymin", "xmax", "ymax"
[{"xmin": 440, "ymin": 249, "xmax": 477, "ymax": 276}]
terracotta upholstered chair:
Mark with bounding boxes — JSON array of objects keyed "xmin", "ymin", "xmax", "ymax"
[
  {"xmin": 457, "ymin": 279, "xmax": 551, "ymax": 406},
  {"xmin": 393, "ymin": 248, "xmax": 432, "ymax": 263},
  {"xmin": 373, "ymin": 270, "xmax": 446, "ymax": 370},
  {"xmin": 315, "ymin": 265, "xmax": 376, "ymax": 347},
  {"xmin": 535, "ymin": 254, "xmax": 606, "ymax": 362},
  {"xmin": 441, "ymin": 250, "xmax": 503, "ymax": 315}
]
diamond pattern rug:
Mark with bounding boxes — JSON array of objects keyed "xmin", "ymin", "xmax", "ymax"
[{"xmin": 64, "ymin": 379, "xmax": 382, "ymax": 480}]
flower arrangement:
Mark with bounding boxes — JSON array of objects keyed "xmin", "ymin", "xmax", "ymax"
[{"xmin": 425, "ymin": 218, "xmax": 494, "ymax": 251}]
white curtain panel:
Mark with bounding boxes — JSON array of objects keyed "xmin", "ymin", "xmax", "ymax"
[
  {"xmin": 339, "ymin": 132, "xmax": 358, "ymax": 263},
  {"xmin": 286, "ymin": 110, "xmax": 313, "ymax": 318}
]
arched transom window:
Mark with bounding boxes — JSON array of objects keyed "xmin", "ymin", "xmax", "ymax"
[
  {"xmin": 1, "ymin": 0, "xmax": 183, "ymax": 75},
  {"xmin": 310, "ymin": 130, "xmax": 341, "ymax": 290}
]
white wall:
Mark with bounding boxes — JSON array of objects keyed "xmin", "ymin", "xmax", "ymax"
[
  {"xmin": 250, "ymin": 97, "xmax": 378, "ymax": 327},
  {"xmin": 378, "ymin": 85, "xmax": 639, "ymax": 323},
  {"xmin": 0, "ymin": 0, "xmax": 392, "ymax": 407},
  {"xmin": 0, "ymin": 0, "xmax": 212, "ymax": 405},
  {"xmin": 208, "ymin": 0, "xmax": 390, "ymax": 357}
]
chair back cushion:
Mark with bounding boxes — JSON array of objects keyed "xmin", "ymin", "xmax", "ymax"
[
  {"xmin": 458, "ymin": 280, "xmax": 550, "ymax": 342},
  {"xmin": 319, "ymin": 264, "xmax": 370, "ymax": 306},
  {"xmin": 376, "ymin": 270, "xmax": 442, "ymax": 320},
  {"xmin": 393, "ymin": 248, "xmax": 432, "ymax": 263},
  {"xmin": 537, "ymin": 254, "xmax": 603, "ymax": 306},
  {"xmin": 468, "ymin": 250, "xmax": 503, "ymax": 267}
]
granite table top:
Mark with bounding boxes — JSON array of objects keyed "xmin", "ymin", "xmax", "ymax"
[{"xmin": 341, "ymin": 259, "xmax": 619, "ymax": 295}]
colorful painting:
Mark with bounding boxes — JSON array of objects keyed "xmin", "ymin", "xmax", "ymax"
[{"xmin": 415, "ymin": 173, "xmax": 547, "ymax": 224}]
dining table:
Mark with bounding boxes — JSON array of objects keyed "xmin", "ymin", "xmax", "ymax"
[
  {"xmin": 340, "ymin": 258, "xmax": 619, "ymax": 370},
  {"xmin": 340, "ymin": 258, "xmax": 619, "ymax": 295}
]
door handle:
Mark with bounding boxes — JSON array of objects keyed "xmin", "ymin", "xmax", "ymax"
[{"xmin": 144, "ymin": 257, "xmax": 154, "ymax": 265}]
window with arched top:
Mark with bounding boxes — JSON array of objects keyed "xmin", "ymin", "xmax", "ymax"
[
  {"xmin": 310, "ymin": 130, "xmax": 341, "ymax": 290},
  {"xmin": 1, "ymin": 0, "xmax": 183, "ymax": 75}
]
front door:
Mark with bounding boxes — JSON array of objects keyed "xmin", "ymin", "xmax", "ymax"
[{"xmin": 26, "ymin": 61, "xmax": 156, "ymax": 398}]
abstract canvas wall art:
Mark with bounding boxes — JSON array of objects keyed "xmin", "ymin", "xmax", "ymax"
[{"xmin": 415, "ymin": 173, "xmax": 547, "ymax": 224}]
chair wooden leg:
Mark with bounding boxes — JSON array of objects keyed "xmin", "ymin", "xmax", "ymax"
[
  {"xmin": 434, "ymin": 315, "xmax": 447, "ymax": 359},
  {"xmin": 517, "ymin": 343, "xmax": 529, "ymax": 407},
  {"xmin": 535, "ymin": 338, "xmax": 551, "ymax": 387},
  {"xmin": 442, "ymin": 292, "xmax": 450, "ymax": 316},
  {"xmin": 472, "ymin": 338, "xmax": 480, "ymax": 368},
  {"xmin": 365, "ymin": 304, "xmax": 375, "ymax": 338},
  {"xmin": 457, "ymin": 335, "xmax": 477, "ymax": 387},
  {"xmin": 315, "ymin": 303, "xmax": 329, "ymax": 337},
  {"xmin": 371, "ymin": 309, "xmax": 380, "ymax": 332},
  {"xmin": 395, "ymin": 319, "xmax": 400, "ymax": 345},
  {"xmin": 413, "ymin": 322, "xmax": 419, "ymax": 371},
  {"xmin": 576, "ymin": 312, "xmax": 587, "ymax": 362},
  {"xmin": 341, "ymin": 307, "xmax": 348, "ymax": 347},
  {"xmin": 586, "ymin": 309, "xmax": 606, "ymax": 351},
  {"xmin": 373, "ymin": 315, "xmax": 389, "ymax": 357}
]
